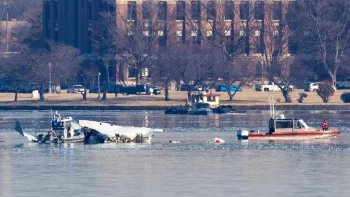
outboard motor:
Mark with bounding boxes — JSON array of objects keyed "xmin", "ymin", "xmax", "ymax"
[{"xmin": 237, "ymin": 129, "xmax": 249, "ymax": 140}]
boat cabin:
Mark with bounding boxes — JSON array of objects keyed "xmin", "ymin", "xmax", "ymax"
[
  {"xmin": 51, "ymin": 112, "xmax": 76, "ymax": 138},
  {"xmin": 191, "ymin": 93, "xmax": 221, "ymax": 108},
  {"xmin": 269, "ymin": 118, "xmax": 310, "ymax": 133}
]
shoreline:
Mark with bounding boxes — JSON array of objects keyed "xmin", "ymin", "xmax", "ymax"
[
  {"xmin": 1, "ymin": 89, "xmax": 350, "ymax": 111},
  {"xmin": 1, "ymin": 104, "xmax": 350, "ymax": 111}
]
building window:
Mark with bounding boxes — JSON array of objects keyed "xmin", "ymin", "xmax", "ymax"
[
  {"xmin": 207, "ymin": 31, "xmax": 213, "ymax": 37},
  {"xmin": 254, "ymin": 1, "xmax": 264, "ymax": 20},
  {"xmin": 273, "ymin": 1, "xmax": 282, "ymax": 20},
  {"xmin": 127, "ymin": 1, "xmax": 137, "ymax": 20},
  {"xmin": 225, "ymin": 1, "xmax": 234, "ymax": 20},
  {"xmin": 176, "ymin": 1, "xmax": 185, "ymax": 20},
  {"xmin": 240, "ymin": 2, "xmax": 249, "ymax": 20},
  {"xmin": 142, "ymin": 1, "xmax": 151, "ymax": 20},
  {"xmin": 128, "ymin": 67, "xmax": 136, "ymax": 78},
  {"xmin": 158, "ymin": 1, "xmax": 167, "ymax": 20},
  {"xmin": 240, "ymin": 30, "xmax": 246, "ymax": 37},
  {"xmin": 176, "ymin": 31, "xmax": 184, "ymax": 42},
  {"xmin": 191, "ymin": 1, "xmax": 201, "ymax": 21},
  {"xmin": 159, "ymin": 33, "xmax": 167, "ymax": 46},
  {"xmin": 207, "ymin": 1, "xmax": 216, "ymax": 20}
]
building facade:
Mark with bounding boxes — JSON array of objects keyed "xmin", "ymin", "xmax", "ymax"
[{"xmin": 44, "ymin": 0, "xmax": 297, "ymax": 83}]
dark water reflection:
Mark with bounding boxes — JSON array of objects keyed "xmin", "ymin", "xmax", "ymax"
[{"xmin": 1, "ymin": 110, "xmax": 350, "ymax": 197}]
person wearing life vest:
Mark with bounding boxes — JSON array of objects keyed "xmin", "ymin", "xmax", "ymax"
[
  {"xmin": 322, "ymin": 120, "xmax": 328, "ymax": 131},
  {"xmin": 48, "ymin": 130, "xmax": 56, "ymax": 136}
]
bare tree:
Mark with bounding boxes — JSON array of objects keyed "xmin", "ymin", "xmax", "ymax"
[
  {"xmin": 0, "ymin": 0, "xmax": 42, "ymax": 20},
  {"xmin": 182, "ymin": 1, "xmax": 257, "ymax": 101},
  {"xmin": 215, "ymin": 57, "xmax": 255, "ymax": 101},
  {"xmin": 115, "ymin": 1, "xmax": 162, "ymax": 85},
  {"xmin": 49, "ymin": 42, "xmax": 82, "ymax": 90},
  {"xmin": 92, "ymin": 10, "xmax": 118, "ymax": 100},
  {"xmin": 299, "ymin": 0, "xmax": 350, "ymax": 86},
  {"xmin": 0, "ymin": 53, "xmax": 28, "ymax": 101},
  {"xmin": 251, "ymin": 1, "xmax": 301, "ymax": 103},
  {"xmin": 149, "ymin": 48, "xmax": 175, "ymax": 101},
  {"xmin": 77, "ymin": 63, "xmax": 99, "ymax": 100},
  {"xmin": 23, "ymin": 43, "xmax": 81, "ymax": 101},
  {"xmin": 168, "ymin": 44, "xmax": 215, "ymax": 100},
  {"xmin": 192, "ymin": 1, "xmax": 254, "ymax": 58},
  {"xmin": 316, "ymin": 81, "xmax": 335, "ymax": 103}
]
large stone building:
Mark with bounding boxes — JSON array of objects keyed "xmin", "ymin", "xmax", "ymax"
[{"xmin": 44, "ymin": 0, "xmax": 297, "ymax": 83}]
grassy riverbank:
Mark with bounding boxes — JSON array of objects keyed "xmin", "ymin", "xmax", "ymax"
[{"xmin": 0, "ymin": 88, "xmax": 349, "ymax": 110}]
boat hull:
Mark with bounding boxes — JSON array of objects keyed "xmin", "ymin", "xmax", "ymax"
[
  {"xmin": 246, "ymin": 129, "xmax": 340, "ymax": 140},
  {"xmin": 188, "ymin": 109, "xmax": 214, "ymax": 115}
]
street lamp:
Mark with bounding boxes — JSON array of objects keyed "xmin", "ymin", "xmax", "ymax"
[
  {"xmin": 98, "ymin": 72, "xmax": 101, "ymax": 99},
  {"xmin": 261, "ymin": 59, "xmax": 264, "ymax": 85},
  {"xmin": 48, "ymin": 62, "xmax": 52, "ymax": 94}
]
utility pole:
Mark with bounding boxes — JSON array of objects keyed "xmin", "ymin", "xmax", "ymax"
[
  {"xmin": 3, "ymin": 1, "xmax": 11, "ymax": 52},
  {"xmin": 98, "ymin": 72, "xmax": 101, "ymax": 99}
]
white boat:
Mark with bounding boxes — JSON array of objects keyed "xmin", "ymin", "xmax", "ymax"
[
  {"xmin": 237, "ymin": 98, "xmax": 340, "ymax": 140},
  {"xmin": 79, "ymin": 120, "xmax": 163, "ymax": 143},
  {"xmin": 14, "ymin": 111, "xmax": 84, "ymax": 143}
]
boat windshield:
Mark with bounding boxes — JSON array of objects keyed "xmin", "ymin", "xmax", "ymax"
[
  {"xmin": 298, "ymin": 119, "xmax": 309, "ymax": 129},
  {"xmin": 196, "ymin": 103, "xmax": 210, "ymax": 109}
]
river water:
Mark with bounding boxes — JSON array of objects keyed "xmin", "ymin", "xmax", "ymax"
[{"xmin": 1, "ymin": 110, "xmax": 350, "ymax": 197}]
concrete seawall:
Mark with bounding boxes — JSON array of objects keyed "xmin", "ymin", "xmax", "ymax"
[{"xmin": 1, "ymin": 105, "xmax": 349, "ymax": 111}]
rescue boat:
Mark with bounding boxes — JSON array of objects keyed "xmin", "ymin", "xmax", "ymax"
[{"xmin": 237, "ymin": 98, "xmax": 340, "ymax": 140}]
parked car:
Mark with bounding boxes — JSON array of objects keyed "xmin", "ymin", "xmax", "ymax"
[
  {"xmin": 180, "ymin": 84, "xmax": 203, "ymax": 91},
  {"xmin": 215, "ymin": 85, "xmax": 242, "ymax": 92},
  {"xmin": 119, "ymin": 84, "xmax": 149, "ymax": 95},
  {"xmin": 89, "ymin": 84, "xmax": 122, "ymax": 94},
  {"xmin": 336, "ymin": 78, "xmax": 350, "ymax": 89},
  {"xmin": 256, "ymin": 82, "xmax": 294, "ymax": 92},
  {"xmin": 147, "ymin": 86, "xmax": 161, "ymax": 95},
  {"xmin": 304, "ymin": 82, "xmax": 320, "ymax": 92},
  {"xmin": 304, "ymin": 82, "xmax": 336, "ymax": 92},
  {"xmin": 67, "ymin": 85, "xmax": 85, "ymax": 94}
]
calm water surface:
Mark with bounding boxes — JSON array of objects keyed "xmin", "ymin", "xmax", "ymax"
[{"xmin": 1, "ymin": 110, "xmax": 350, "ymax": 197}]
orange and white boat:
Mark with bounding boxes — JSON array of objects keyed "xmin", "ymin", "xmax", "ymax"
[
  {"xmin": 237, "ymin": 98, "xmax": 340, "ymax": 140},
  {"xmin": 237, "ymin": 117, "xmax": 340, "ymax": 140}
]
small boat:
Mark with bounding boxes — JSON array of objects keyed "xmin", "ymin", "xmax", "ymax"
[
  {"xmin": 165, "ymin": 92, "xmax": 220, "ymax": 115},
  {"xmin": 14, "ymin": 111, "xmax": 84, "ymax": 143},
  {"xmin": 237, "ymin": 98, "xmax": 340, "ymax": 140},
  {"xmin": 187, "ymin": 93, "xmax": 219, "ymax": 115},
  {"xmin": 188, "ymin": 103, "xmax": 214, "ymax": 115},
  {"xmin": 237, "ymin": 118, "xmax": 340, "ymax": 140}
]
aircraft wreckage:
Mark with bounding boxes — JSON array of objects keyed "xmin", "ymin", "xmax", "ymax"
[{"xmin": 14, "ymin": 111, "xmax": 163, "ymax": 144}]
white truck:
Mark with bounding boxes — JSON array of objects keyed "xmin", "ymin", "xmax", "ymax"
[
  {"xmin": 336, "ymin": 78, "xmax": 350, "ymax": 89},
  {"xmin": 255, "ymin": 82, "xmax": 294, "ymax": 92}
]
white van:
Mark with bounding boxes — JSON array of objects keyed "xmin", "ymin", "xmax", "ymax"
[
  {"xmin": 67, "ymin": 85, "xmax": 85, "ymax": 94},
  {"xmin": 304, "ymin": 82, "xmax": 320, "ymax": 92},
  {"xmin": 304, "ymin": 82, "xmax": 336, "ymax": 92},
  {"xmin": 336, "ymin": 78, "xmax": 350, "ymax": 89}
]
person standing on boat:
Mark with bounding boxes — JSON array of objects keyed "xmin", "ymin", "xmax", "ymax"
[{"xmin": 322, "ymin": 120, "xmax": 328, "ymax": 131}]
